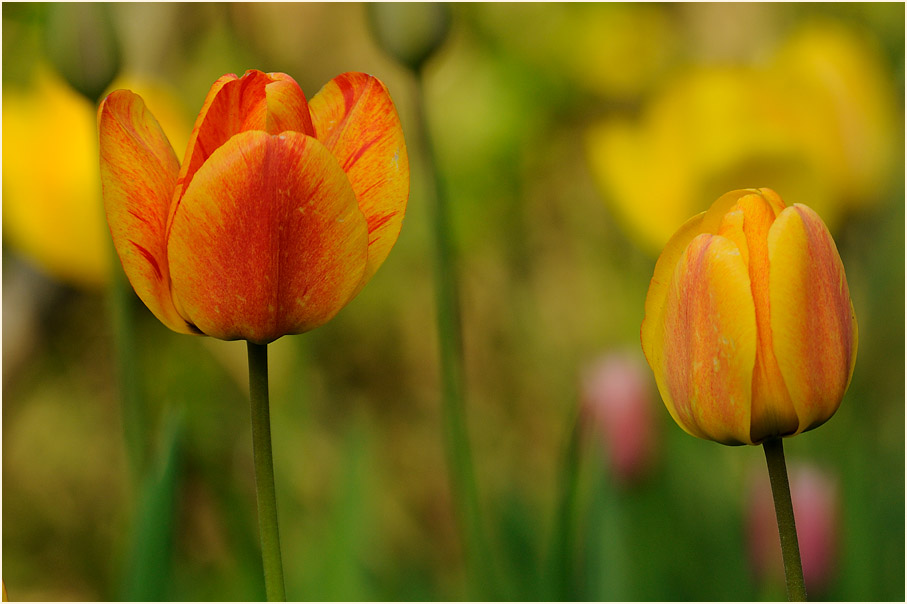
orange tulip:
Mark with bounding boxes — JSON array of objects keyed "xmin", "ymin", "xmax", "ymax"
[
  {"xmin": 99, "ymin": 70, "xmax": 408, "ymax": 344},
  {"xmin": 641, "ymin": 188, "xmax": 857, "ymax": 445}
]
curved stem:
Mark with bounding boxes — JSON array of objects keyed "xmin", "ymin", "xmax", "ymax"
[
  {"xmin": 247, "ymin": 342, "xmax": 287, "ymax": 602},
  {"xmin": 762, "ymin": 438, "xmax": 807, "ymax": 602}
]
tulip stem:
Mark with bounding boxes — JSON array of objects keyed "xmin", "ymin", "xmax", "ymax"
[
  {"xmin": 414, "ymin": 70, "xmax": 495, "ymax": 598},
  {"xmin": 762, "ymin": 437, "xmax": 806, "ymax": 602},
  {"xmin": 247, "ymin": 342, "xmax": 287, "ymax": 602}
]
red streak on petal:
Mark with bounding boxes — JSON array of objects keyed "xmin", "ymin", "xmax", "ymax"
[
  {"xmin": 128, "ymin": 209, "xmax": 151, "ymax": 226},
  {"xmin": 130, "ymin": 240, "xmax": 163, "ymax": 282},
  {"xmin": 342, "ymin": 136, "xmax": 380, "ymax": 172},
  {"xmin": 335, "ymin": 73, "xmax": 357, "ymax": 116},
  {"xmin": 367, "ymin": 211, "xmax": 395, "ymax": 235}
]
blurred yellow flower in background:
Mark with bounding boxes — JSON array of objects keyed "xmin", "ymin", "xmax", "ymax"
[
  {"xmin": 555, "ymin": 3, "xmax": 677, "ymax": 102},
  {"xmin": 587, "ymin": 20, "xmax": 901, "ymax": 255},
  {"xmin": 2, "ymin": 67, "xmax": 189, "ymax": 288},
  {"xmin": 3, "ymin": 67, "xmax": 109, "ymax": 287},
  {"xmin": 478, "ymin": 3, "xmax": 677, "ymax": 102},
  {"xmin": 771, "ymin": 21, "xmax": 901, "ymax": 208}
]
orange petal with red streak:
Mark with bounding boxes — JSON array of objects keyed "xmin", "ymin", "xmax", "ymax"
[
  {"xmin": 98, "ymin": 89, "xmax": 194, "ymax": 334},
  {"xmin": 167, "ymin": 131, "xmax": 368, "ymax": 344},
  {"xmin": 309, "ymin": 72, "xmax": 409, "ymax": 286},
  {"xmin": 172, "ymin": 72, "xmax": 264, "ymax": 205},
  {"xmin": 265, "ymin": 72, "xmax": 316, "ymax": 135},
  {"xmin": 171, "ymin": 71, "xmax": 318, "ymax": 219},
  {"xmin": 660, "ymin": 234, "xmax": 757, "ymax": 445},
  {"xmin": 768, "ymin": 204, "xmax": 858, "ymax": 435}
]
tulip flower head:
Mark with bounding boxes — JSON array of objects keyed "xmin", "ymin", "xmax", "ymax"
[
  {"xmin": 99, "ymin": 70, "xmax": 408, "ymax": 344},
  {"xmin": 641, "ymin": 188, "xmax": 857, "ymax": 445}
]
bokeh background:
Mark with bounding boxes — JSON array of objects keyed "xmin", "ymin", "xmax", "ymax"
[{"xmin": 2, "ymin": 3, "xmax": 904, "ymax": 601}]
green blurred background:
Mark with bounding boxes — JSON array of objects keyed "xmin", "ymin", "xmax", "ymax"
[{"xmin": 2, "ymin": 3, "xmax": 904, "ymax": 601}]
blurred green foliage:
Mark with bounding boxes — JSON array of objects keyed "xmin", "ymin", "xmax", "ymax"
[{"xmin": 2, "ymin": 3, "xmax": 904, "ymax": 601}]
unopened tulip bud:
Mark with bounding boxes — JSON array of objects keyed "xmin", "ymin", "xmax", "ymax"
[
  {"xmin": 581, "ymin": 352, "xmax": 658, "ymax": 485},
  {"xmin": 367, "ymin": 3, "xmax": 451, "ymax": 72},
  {"xmin": 641, "ymin": 188, "xmax": 857, "ymax": 445},
  {"xmin": 44, "ymin": 3, "xmax": 121, "ymax": 102}
]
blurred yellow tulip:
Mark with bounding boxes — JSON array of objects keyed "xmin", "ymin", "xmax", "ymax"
[
  {"xmin": 587, "ymin": 20, "xmax": 901, "ymax": 255},
  {"xmin": 771, "ymin": 20, "xmax": 902, "ymax": 207},
  {"xmin": 2, "ymin": 67, "xmax": 190, "ymax": 288},
  {"xmin": 3, "ymin": 68, "xmax": 110, "ymax": 287}
]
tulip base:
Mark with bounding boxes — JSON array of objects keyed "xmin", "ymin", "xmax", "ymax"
[
  {"xmin": 762, "ymin": 437, "xmax": 806, "ymax": 601},
  {"xmin": 247, "ymin": 342, "xmax": 287, "ymax": 601}
]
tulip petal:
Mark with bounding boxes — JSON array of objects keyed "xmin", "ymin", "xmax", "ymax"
[
  {"xmin": 644, "ymin": 189, "xmax": 760, "ymax": 357},
  {"xmin": 720, "ymin": 192, "xmax": 800, "ymax": 442},
  {"xmin": 98, "ymin": 89, "xmax": 194, "ymax": 333},
  {"xmin": 171, "ymin": 71, "xmax": 319, "ymax": 220},
  {"xmin": 265, "ymin": 73, "xmax": 316, "ymax": 136},
  {"xmin": 167, "ymin": 131, "xmax": 368, "ymax": 344},
  {"xmin": 172, "ymin": 72, "xmax": 265, "ymax": 205},
  {"xmin": 768, "ymin": 204, "xmax": 857, "ymax": 434},
  {"xmin": 700, "ymin": 188, "xmax": 767, "ymax": 233},
  {"xmin": 660, "ymin": 234, "xmax": 757, "ymax": 445},
  {"xmin": 641, "ymin": 211, "xmax": 705, "ymax": 380},
  {"xmin": 309, "ymin": 72, "xmax": 409, "ymax": 285}
]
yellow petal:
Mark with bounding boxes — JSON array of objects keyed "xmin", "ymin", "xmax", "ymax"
[
  {"xmin": 768, "ymin": 204, "xmax": 857, "ymax": 435},
  {"xmin": 659, "ymin": 234, "xmax": 757, "ymax": 445},
  {"xmin": 642, "ymin": 190, "xmax": 762, "ymax": 401},
  {"xmin": 309, "ymin": 72, "xmax": 409, "ymax": 287},
  {"xmin": 700, "ymin": 189, "xmax": 766, "ymax": 233},
  {"xmin": 167, "ymin": 131, "xmax": 368, "ymax": 344},
  {"xmin": 98, "ymin": 89, "xmax": 194, "ymax": 334},
  {"xmin": 721, "ymin": 191, "xmax": 798, "ymax": 442},
  {"xmin": 641, "ymin": 211, "xmax": 706, "ymax": 397}
]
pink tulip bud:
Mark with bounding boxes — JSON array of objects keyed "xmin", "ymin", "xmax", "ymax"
[
  {"xmin": 581, "ymin": 352, "xmax": 658, "ymax": 485},
  {"xmin": 747, "ymin": 463, "xmax": 840, "ymax": 594}
]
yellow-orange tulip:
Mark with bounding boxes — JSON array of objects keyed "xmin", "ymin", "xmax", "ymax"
[
  {"xmin": 641, "ymin": 189, "xmax": 857, "ymax": 445},
  {"xmin": 99, "ymin": 69, "xmax": 409, "ymax": 344}
]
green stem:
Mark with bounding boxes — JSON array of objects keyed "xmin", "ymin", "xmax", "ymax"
[
  {"xmin": 762, "ymin": 438, "xmax": 806, "ymax": 602},
  {"xmin": 414, "ymin": 69, "xmax": 494, "ymax": 598},
  {"xmin": 247, "ymin": 342, "xmax": 287, "ymax": 602}
]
